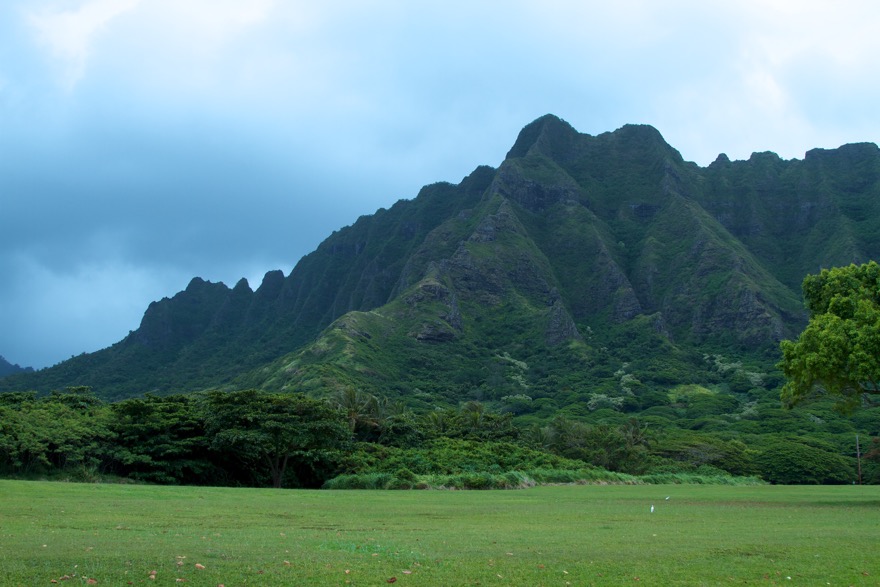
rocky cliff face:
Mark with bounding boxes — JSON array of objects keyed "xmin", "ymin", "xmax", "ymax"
[{"xmin": 4, "ymin": 115, "xmax": 879, "ymax": 400}]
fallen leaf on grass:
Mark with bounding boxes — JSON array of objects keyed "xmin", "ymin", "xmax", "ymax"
[
  {"xmin": 86, "ymin": 580, "xmax": 97, "ymax": 585},
  {"xmin": 402, "ymin": 570, "xmax": 412, "ymax": 575},
  {"xmin": 387, "ymin": 577, "xmax": 397, "ymax": 583},
  {"xmin": 195, "ymin": 564, "xmax": 206, "ymax": 570}
]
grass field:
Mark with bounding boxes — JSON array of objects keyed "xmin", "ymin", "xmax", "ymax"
[{"xmin": 0, "ymin": 480, "xmax": 877, "ymax": 586}]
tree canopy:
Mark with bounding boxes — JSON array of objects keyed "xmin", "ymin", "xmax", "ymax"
[
  {"xmin": 202, "ymin": 389, "xmax": 351, "ymax": 488},
  {"xmin": 779, "ymin": 261, "xmax": 880, "ymax": 410}
]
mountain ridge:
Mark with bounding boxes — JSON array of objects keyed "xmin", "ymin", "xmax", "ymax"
[
  {"xmin": 3, "ymin": 115, "xmax": 879, "ymax": 403},
  {"xmin": 0, "ymin": 355, "xmax": 33, "ymax": 378}
]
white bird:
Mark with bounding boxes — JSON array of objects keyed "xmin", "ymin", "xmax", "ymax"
[
  {"xmin": 650, "ymin": 505, "xmax": 654, "ymax": 513},
  {"xmin": 665, "ymin": 496, "xmax": 670, "ymax": 500}
]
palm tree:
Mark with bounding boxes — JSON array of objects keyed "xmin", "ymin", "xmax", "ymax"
[{"xmin": 331, "ymin": 388, "xmax": 377, "ymax": 435}]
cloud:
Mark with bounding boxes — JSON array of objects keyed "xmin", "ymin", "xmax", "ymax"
[
  {"xmin": 0, "ymin": 253, "xmax": 189, "ymax": 369},
  {"xmin": 26, "ymin": 0, "xmax": 143, "ymax": 89},
  {"xmin": 632, "ymin": 0, "xmax": 880, "ymax": 163}
]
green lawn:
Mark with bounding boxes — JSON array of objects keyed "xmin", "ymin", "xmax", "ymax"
[{"xmin": 0, "ymin": 480, "xmax": 877, "ymax": 585}]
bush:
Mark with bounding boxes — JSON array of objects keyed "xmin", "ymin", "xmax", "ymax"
[
  {"xmin": 639, "ymin": 472, "xmax": 764, "ymax": 485},
  {"xmin": 340, "ymin": 439, "xmax": 589, "ymax": 476},
  {"xmin": 753, "ymin": 440, "xmax": 856, "ymax": 484},
  {"xmin": 322, "ymin": 472, "xmax": 394, "ymax": 490}
]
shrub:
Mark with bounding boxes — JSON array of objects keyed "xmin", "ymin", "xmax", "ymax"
[
  {"xmin": 753, "ymin": 440, "xmax": 856, "ymax": 484},
  {"xmin": 322, "ymin": 472, "xmax": 394, "ymax": 490},
  {"xmin": 639, "ymin": 472, "xmax": 764, "ymax": 486}
]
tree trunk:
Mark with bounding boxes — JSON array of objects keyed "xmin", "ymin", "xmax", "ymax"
[{"xmin": 268, "ymin": 454, "xmax": 290, "ymax": 488}]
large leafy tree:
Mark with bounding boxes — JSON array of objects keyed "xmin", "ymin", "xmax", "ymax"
[
  {"xmin": 779, "ymin": 261, "xmax": 880, "ymax": 410},
  {"xmin": 201, "ymin": 390, "xmax": 350, "ymax": 488},
  {"xmin": 108, "ymin": 394, "xmax": 214, "ymax": 484},
  {"xmin": 0, "ymin": 387, "xmax": 110, "ymax": 474}
]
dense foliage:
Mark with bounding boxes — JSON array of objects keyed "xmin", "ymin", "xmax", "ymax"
[
  {"xmin": 780, "ymin": 261, "xmax": 880, "ymax": 411},
  {"xmin": 202, "ymin": 389, "xmax": 351, "ymax": 488},
  {"xmin": 1, "ymin": 385, "xmax": 876, "ymax": 486}
]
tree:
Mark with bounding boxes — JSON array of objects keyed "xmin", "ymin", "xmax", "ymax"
[
  {"xmin": 0, "ymin": 388, "xmax": 110, "ymax": 475},
  {"xmin": 753, "ymin": 438, "xmax": 855, "ymax": 484},
  {"xmin": 779, "ymin": 261, "xmax": 880, "ymax": 411},
  {"xmin": 537, "ymin": 415, "xmax": 649, "ymax": 474},
  {"xmin": 108, "ymin": 394, "xmax": 214, "ymax": 485},
  {"xmin": 332, "ymin": 388, "xmax": 377, "ymax": 435},
  {"xmin": 201, "ymin": 390, "xmax": 350, "ymax": 488}
]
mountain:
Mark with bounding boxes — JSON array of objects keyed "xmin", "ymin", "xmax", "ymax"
[
  {"xmin": 3, "ymin": 115, "xmax": 879, "ymax": 406},
  {"xmin": 0, "ymin": 356, "xmax": 33, "ymax": 378}
]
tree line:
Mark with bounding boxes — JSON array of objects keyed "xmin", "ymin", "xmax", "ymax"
[
  {"xmin": 2, "ymin": 384, "xmax": 873, "ymax": 487},
  {"xmin": 0, "ymin": 386, "xmax": 539, "ymax": 488}
]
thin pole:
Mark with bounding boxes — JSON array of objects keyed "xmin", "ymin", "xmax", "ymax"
[{"xmin": 856, "ymin": 434, "xmax": 862, "ymax": 485}]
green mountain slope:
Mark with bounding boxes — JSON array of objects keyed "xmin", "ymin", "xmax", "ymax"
[
  {"xmin": 237, "ymin": 116, "xmax": 809, "ymax": 408},
  {"xmin": 0, "ymin": 356, "xmax": 32, "ymax": 378},
  {"xmin": 3, "ymin": 115, "xmax": 879, "ymax": 406}
]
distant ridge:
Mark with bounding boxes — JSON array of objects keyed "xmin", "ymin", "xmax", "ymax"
[{"xmin": 0, "ymin": 356, "xmax": 33, "ymax": 378}]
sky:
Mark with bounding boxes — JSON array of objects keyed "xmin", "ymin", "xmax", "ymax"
[{"xmin": 2, "ymin": 0, "xmax": 880, "ymax": 370}]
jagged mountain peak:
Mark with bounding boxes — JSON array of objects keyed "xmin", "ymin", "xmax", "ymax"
[
  {"xmin": 804, "ymin": 142, "xmax": 880, "ymax": 174},
  {"xmin": 606, "ymin": 122, "xmax": 668, "ymax": 144},
  {"xmin": 506, "ymin": 115, "xmax": 680, "ymax": 166},
  {"xmin": 233, "ymin": 278, "xmax": 252, "ymax": 293},
  {"xmin": 256, "ymin": 270, "xmax": 285, "ymax": 294},
  {"xmin": 506, "ymin": 114, "xmax": 579, "ymax": 159},
  {"xmin": 709, "ymin": 153, "xmax": 732, "ymax": 168}
]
